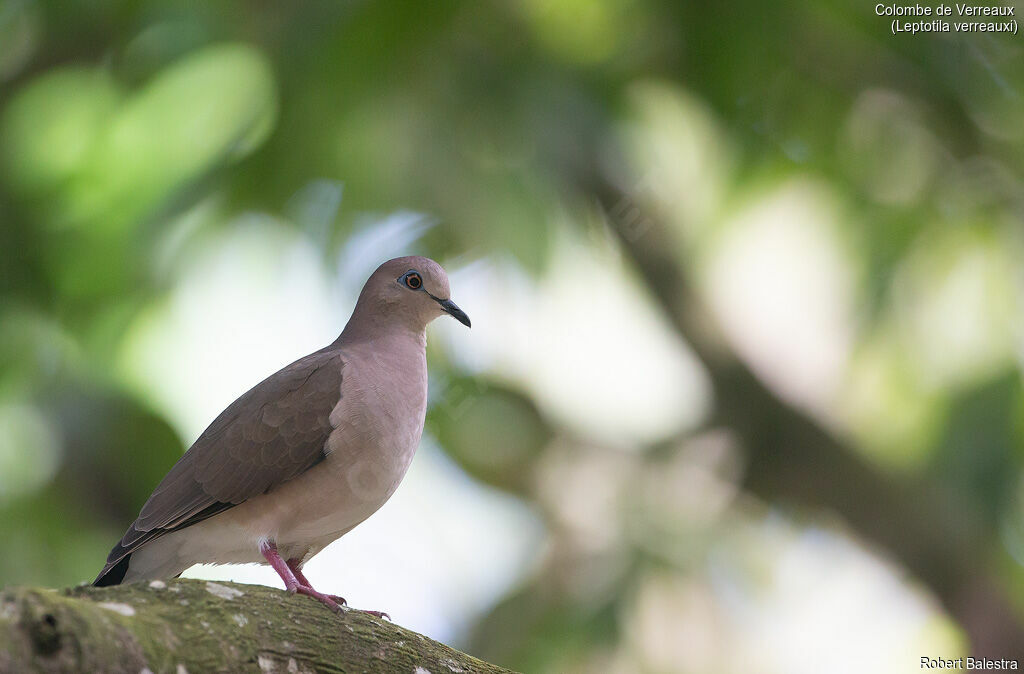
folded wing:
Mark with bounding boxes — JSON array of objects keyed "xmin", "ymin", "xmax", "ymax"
[{"xmin": 94, "ymin": 347, "xmax": 344, "ymax": 585}]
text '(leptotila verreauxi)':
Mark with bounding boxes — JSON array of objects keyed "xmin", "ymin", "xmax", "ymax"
[{"xmin": 93, "ymin": 256, "xmax": 470, "ymax": 615}]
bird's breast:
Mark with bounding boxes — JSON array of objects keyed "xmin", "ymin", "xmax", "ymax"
[{"xmin": 277, "ymin": 342, "xmax": 428, "ymax": 543}]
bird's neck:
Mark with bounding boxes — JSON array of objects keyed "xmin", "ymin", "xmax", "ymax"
[{"xmin": 335, "ymin": 306, "xmax": 427, "ymax": 350}]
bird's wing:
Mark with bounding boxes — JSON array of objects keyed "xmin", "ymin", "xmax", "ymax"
[{"xmin": 94, "ymin": 346, "xmax": 345, "ymax": 584}]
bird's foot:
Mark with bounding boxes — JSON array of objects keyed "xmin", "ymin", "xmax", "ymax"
[
  {"xmin": 291, "ymin": 585, "xmax": 344, "ymax": 613},
  {"xmin": 290, "ymin": 588, "xmax": 385, "ymax": 619},
  {"xmin": 359, "ymin": 609, "xmax": 391, "ymax": 620}
]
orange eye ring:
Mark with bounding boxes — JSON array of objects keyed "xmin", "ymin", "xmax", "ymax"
[{"xmin": 405, "ymin": 273, "xmax": 422, "ymax": 289}]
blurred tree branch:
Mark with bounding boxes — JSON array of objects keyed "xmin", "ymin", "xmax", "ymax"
[
  {"xmin": 0, "ymin": 580, "xmax": 511, "ymax": 674},
  {"xmin": 576, "ymin": 166, "xmax": 1024, "ymax": 659}
]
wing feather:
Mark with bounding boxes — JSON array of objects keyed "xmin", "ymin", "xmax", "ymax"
[{"xmin": 94, "ymin": 346, "xmax": 344, "ymax": 585}]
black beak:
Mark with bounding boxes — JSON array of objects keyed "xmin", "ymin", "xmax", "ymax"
[{"xmin": 438, "ymin": 298, "xmax": 471, "ymax": 327}]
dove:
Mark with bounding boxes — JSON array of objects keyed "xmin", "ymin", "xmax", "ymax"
[{"xmin": 93, "ymin": 256, "xmax": 471, "ymax": 615}]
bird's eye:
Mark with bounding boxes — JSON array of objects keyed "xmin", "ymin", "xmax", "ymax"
[{"xmin": 404, "ymin": 273, "xmax": 422, "ymax": 290}]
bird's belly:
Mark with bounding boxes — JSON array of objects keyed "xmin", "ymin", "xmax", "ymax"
[
  {"xmin": 275, "ymin": 440, "xmax": 417, "ymax": 544},
  {"xmin": 188, "ymin": 421, "xmax": 421, "ymax": 562}
]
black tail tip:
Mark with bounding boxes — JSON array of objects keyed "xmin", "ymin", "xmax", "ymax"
[{"xmin": 93, "ymin": 555, "xmax": 131, "ymax": 587}]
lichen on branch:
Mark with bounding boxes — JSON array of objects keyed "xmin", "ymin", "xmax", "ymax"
[{"xmin": 0, "ymin": 579, "xmax": 512, "ymax": 674}]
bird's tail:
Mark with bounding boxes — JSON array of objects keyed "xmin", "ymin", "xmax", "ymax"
[{"xmin": 93, "ymin": 554, "xmax": 131, "ymax": 586}]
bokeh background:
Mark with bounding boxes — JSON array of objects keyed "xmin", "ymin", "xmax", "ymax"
[{"xmin": 2, "ymin": 1, "xmax": 1024, "ymax": 672}]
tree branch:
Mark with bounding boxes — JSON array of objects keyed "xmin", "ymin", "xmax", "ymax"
[{"xmin": 0, "ymin": 580, "xmax": 513, "ymax": 674}]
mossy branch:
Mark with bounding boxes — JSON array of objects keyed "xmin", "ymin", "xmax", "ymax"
[{"xmin": 0, "ymin": 579, "xmax": 513, "ymax": 674}]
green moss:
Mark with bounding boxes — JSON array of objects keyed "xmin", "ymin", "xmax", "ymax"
[{"xmin": 0, "ymin": 580, "xmax": 515, "ymax": 673}]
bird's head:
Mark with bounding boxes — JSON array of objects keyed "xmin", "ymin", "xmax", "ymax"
[{"xmin": 349, "ymin": 256, "xmax": 471, "ymax": 335}]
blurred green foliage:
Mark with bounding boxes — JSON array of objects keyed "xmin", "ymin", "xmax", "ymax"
[{"xmin": 2, "ymin": 0, "xmax": 1024, "ymax": 671}]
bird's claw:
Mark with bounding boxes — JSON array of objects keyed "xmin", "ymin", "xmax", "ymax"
[
  {"xmin": 286, "ymin": 583, "xmax": 383, "ymax": 619},
  {"xmin": 292, "ymin": 585, "xmax": 344, "ymax": 613}
]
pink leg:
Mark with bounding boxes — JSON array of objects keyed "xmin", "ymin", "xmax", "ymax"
[
  {"xmin": 259, "ymin": 540, "xmax": 342, "ymax": 613},
  {"xmin": 283, "ymin": 555, "xmax": 389, "ymax": 620},
  {"xmin": 287, "ymin": 558, "xmax": 347, "ymax": 607},
  {"xmin": 284, "ymin": 558, "xmax": 311, "ymax": 587}
]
